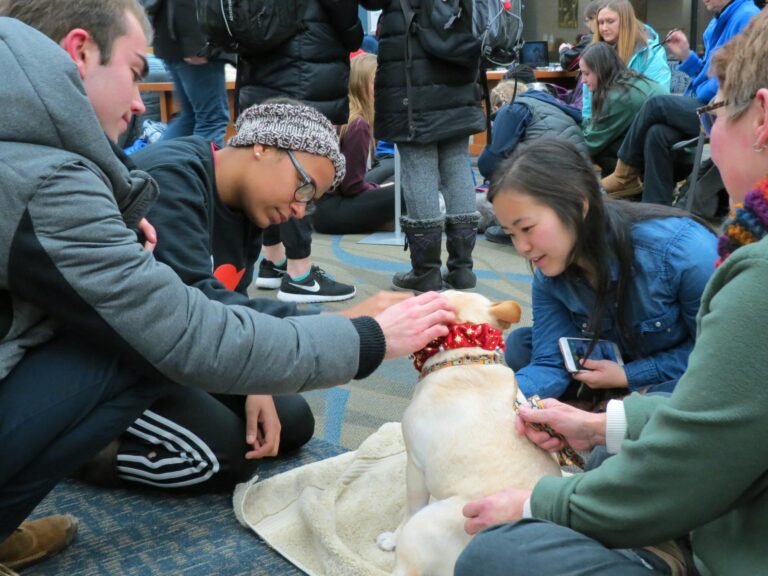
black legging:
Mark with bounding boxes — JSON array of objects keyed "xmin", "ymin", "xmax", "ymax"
[{"xmin": 116, "ymin": 387, "xmax": 314, "ymax": 492}]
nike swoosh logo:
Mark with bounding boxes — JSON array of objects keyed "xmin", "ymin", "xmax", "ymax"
[{"xmin": 288, "ymin": 280, "xmax": 321, "ymax": 293}]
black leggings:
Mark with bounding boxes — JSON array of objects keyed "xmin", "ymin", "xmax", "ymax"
[{"xmin": 116, "ymin": 387, "xmax": 314, "ymax": 492}]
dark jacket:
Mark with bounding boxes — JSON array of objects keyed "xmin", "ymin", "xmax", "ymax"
[
  {"xmin": 237, "ymin": 0, "xmax": 363, "ymax": 124},
  {"xmin": 152, "ymin": 0, "xmax": 209, "ymax": 61},
  {"xmin": 359, "ymin": 0, "xmax": 485, "ymax": 144}
]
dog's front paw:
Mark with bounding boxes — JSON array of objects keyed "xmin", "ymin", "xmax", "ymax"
[{"xmin": 376, "ymin": 531, "xmax": 397, "ymax": 551}]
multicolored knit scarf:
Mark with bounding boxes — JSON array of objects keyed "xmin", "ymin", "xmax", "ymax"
[{"xmin": 716, "ymin": 177, "xmax": 768, "ymax": 267}]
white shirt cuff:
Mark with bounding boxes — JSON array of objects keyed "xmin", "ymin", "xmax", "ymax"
[
  {"xmin": 523, "ymin": 497, "xmax": 532, "ymax": 518},
  {"xmin": 605, "ymin": 399, "xmax": 627, "ymax": 454}
]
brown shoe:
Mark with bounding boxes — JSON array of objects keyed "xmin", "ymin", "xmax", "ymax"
[
  {"xmin": 601, "ymin": 159, "xmax": 643, "ymax": 198},
  {"xmin": 643, "ymin": 539, "xmax": 690, "ymax": 576},
  {"xmin": 0, "ymin": 515, "xmax": 79, "ymax": 570}
]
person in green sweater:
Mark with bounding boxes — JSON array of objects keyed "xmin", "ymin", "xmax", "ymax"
[
  {"xmin": 455, "ymin": 10, "xmax": 768, "ymax": 576},
  {"xmin": 580, "ymin": 41, "xmax": 665, "ymax": 179}
]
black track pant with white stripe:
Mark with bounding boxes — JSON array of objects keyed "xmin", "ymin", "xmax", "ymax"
[{"xmin": 115, "ymin": 386, "xmax": 314, "ymax": 492}]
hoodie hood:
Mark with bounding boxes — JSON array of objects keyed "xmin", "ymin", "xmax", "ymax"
[{"xmin": 0, "ymin": 17, "xmax": 153, "ymax": 225}]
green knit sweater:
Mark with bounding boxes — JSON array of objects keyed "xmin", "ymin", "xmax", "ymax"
[
  {"xmin": 583, "ymin": 76, "xmax": 666, "ymax": 157},
  {"xmin": 531, "ymin": 235, "xmax": 768, "ymax": 576}
]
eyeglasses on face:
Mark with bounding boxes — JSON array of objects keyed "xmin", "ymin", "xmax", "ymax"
[
  {"xmin": 696, "ymin": 99, "xmax": 728, "ymax": 136},
  {"xmin": 285, "ymin": 149, "xmax": 316, "ymax": 203}
]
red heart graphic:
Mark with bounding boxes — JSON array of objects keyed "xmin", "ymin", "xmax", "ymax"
[{"xmin": 214, "ymin": 264, "xmax": 245, "ymax": 291}]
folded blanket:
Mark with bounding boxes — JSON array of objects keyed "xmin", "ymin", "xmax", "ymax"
[{"xmin": 234, "ymin": 423, "xmax": 407, "ymax": 576}]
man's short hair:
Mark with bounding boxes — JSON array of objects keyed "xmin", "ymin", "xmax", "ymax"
[{"xmin": 0, "ymin": 0, "xmax": 151, "ymax": 63}]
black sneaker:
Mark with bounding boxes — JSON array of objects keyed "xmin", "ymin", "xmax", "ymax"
[
  {"xmin": 255, "ymin": 259, "xmax": 287, "ymax": 289},
  {"xmin": 484, "ymin": 225, "xmax": 513, "ymax": 246},
  {"xmin": 277, "ymin": 266, "xmax": 356, "ymax": 303}
]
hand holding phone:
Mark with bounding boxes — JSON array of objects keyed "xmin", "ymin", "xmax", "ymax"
[{"xmin": 558, "ymin": 337, "xmax": 623, "ymax": 374}]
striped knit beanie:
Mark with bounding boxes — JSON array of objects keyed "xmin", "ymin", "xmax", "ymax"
[
  {"xmin": 716, "ymin": 178, "xmax": 768, "ymax": 266},
  {"xmin": 228, "ymin": 103, "xmax": 346, "ymax": 189}
]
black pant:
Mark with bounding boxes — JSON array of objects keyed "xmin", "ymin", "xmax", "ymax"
[
  {"xmin": 593, "ymin": 133, "xmax": 625, "ymax": 177},
  {"xmin": 618, "ymin": 95, "xmax": 702, "ymax": 205},
  {"xmin": 0, "ymin": 333, "xmax": 172, "ymax": 539},
  {"xmin": 115, "ymin": 389, "xmax": 314, "ymax": 492},
  {"xmin": 263, "ymin": 217, "xmax": 313, "ymax": 260}
]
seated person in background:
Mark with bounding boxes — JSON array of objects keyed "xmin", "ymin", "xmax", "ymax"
[
  {"xmin": 493, "ymin": 138, "xmax": 717, "ymax": 406},
  {"xmin": 478, "ymin": 81, "xmax": 586, "ymax": 182},
  {"xmin": 601, "ymin": 0, "xmax": 759, "ymax": 203},
  {"xmin": 558, "ymin": 0, "xmax": 602, "ymax": 71},
  {"xmin": 579, "ymin": 42, "xmax": 665, "ymax": 178},
  {"xmin": 582, "ymin": 0, "xmax": 670, "ymax": 122},
  {"xmin": 456, "ymin": 15, "xmax": 768, "ymax": 575},
  {"xmin": 313, "ymin": 53, "xmax": 399, "ymax": 235},
  {"xmin": 77, "ymin": 101, "xmax": 414, "ymax": 492}
]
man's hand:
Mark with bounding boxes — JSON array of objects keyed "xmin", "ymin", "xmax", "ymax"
[
  {"xmin": 515, "ymin": 398, "xmax": 606, "ymax": 452},
  {"xmin": 463, "ymin": 487, "xmax": 531, "ymax": 535},
  {"xmin": 572, "ymin": 359, "xmax": 628, "ymax": 389},
  {"xmin": 244, "ymin": 395, "xmax": 281, "ymax": 459},
  {"xmin": 375, "ymin": 291, "xmax": 456, "ymax": 359},
  {"xmin": 335, "ymin": 291, "xmax": 413, "ymax": 318},
  {"xmin": 138, "ymin": 218, "xmax": 157, "ymax": 252},
  {"xmin": 664, "ymin": 29, "xmax": 690, "ymax": 61}
]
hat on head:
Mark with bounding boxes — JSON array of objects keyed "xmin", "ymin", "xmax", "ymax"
[{"xmin": 228, "ymin": 102, "xmax": 346, "ymax": 189}]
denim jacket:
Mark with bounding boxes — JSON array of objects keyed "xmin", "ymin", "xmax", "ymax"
[{"xmin": 516, "ymin": 217, "xmax": 717, "ymax": 399}]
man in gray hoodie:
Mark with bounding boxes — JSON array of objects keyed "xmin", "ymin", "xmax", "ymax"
[{"xmin": 0, "ymin": 1, "xmax": 455, "ymax": 570}]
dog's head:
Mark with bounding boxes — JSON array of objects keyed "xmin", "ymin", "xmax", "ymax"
[{"xmin": 441, "ymin": 290, "xmax": 522, "ymax": 330}]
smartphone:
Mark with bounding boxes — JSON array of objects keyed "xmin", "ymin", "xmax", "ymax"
[{"xmin": 558, "ymin": 337, "xmax": 624, "ymax": 374}]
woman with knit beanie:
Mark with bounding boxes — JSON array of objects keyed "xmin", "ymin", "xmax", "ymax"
[
  {"xmin": 72, "ymin": 101, "xmax": 432, "ymax": 493},
  {"xmin": 454, "ymin": 11, "xmax": 768, "ymax": 576}
]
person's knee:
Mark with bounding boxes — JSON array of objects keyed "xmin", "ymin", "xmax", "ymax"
[
  {"xmin": 505, "ymin": 327, "xmax": 532, "ymax": 371},
  {"xmin": 456, "ymin": 521, "xmax": 538, "ymax": 575},
  {"xmin": 277, "ymin": 395, "xmax": 315, "ymax": 453}
]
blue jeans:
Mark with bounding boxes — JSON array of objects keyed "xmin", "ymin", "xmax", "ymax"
[
  {"xmin": 0, "ymin": 332, "xmax": 173, "ymax": 538},
  {"xmin": 455, "ymin": 518, "xmax": 672, "ymax": 576},
  {"xmin": 161, "ymin": 59, "xmax": 229, "ymax": 148}
]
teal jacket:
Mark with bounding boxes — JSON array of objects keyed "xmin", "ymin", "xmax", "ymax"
[
  {"xmin": 530, "ymin": 234, "xmax": 768, "ymax": 576},
  {"xmin": 583, "ymin": 75, "xmax": 666, "ymax": 156},
  {"xmin": 582, "ymin": 24, "xmax": 671, "ymax": 121}
]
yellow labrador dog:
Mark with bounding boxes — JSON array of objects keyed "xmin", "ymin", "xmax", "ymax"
[{"xmin": 377, "ymin": 291, "xmax": 561, "ymax": 576}]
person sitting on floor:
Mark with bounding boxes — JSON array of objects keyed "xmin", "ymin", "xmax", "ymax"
[
  {"xmin": 492, "ymin": 138, "xmax": 716, "ymax": 407},
  {"xmin": 455, "ymin": 14, "xmax": 768, "ymax": 575},
  {"xmin": 600, "ymin": 0, "xmax": 759, "ymax": 203},
  {"xmin": 75, "ymin": 101, "xmax": 415, "ymax": 492},
  {"xmin": 0, "ymin": 1, "xmax": 457, "ymax": 570},
  {"xmin": 582, "ymin": 0, "xmax": 670, "ymax": 122},
  {"xmin": 579, "ymin": 42, "xmax": 666, "ymax": 178},
  {"xmin": 477, "ymin": 81, "xmax": 586, "ymax": 183},
  {"xmin": 313, "ymin": 53, "xmax": 399, "ymax": 235}
]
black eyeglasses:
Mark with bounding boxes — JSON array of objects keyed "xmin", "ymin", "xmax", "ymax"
[
  {"xmin": 696, "ymin": 99, "xmax": 728, "ymax": 136},
  {"xmin": 285, "ymin": 149, "xmax": 316, "ymax": 203}
]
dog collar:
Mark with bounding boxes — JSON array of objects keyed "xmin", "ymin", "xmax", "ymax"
[
  {"xmin": 418, "ymin": 350, "xmax": 505, "ymax": 379},
  {"xmin": 411, "ymin": 322, "xmax": 506, "ymax": 373}
]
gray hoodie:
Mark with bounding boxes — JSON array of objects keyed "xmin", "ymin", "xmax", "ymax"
[{"xmin": 0, "ymin": 18, "xmax": 384, "ymax": 392}]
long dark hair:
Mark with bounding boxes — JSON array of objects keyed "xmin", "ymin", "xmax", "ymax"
[
  {"xmin": 488, "ymin": 138, "xmax": 715, "ymax": 359},
  {"xmin": 581, "ymin": 42, "xmax": 644, "ymax": 122}
]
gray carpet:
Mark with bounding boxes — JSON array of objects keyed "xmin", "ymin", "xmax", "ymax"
[{"xmin": 27, "ymin": 231, "xmax": 534, "ymax": 574}]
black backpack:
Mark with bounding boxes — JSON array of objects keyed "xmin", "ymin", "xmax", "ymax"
[
  {"xmin": 398, "ymin": 0, "xmax": 523, "ymax": 69},
  {"xmin": 196, "ymin": 0, "xmax": 307, "ymax": 57}
]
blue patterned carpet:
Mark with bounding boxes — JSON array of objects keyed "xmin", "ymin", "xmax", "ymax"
[{"xmin": 25, "ymin": 230, "xmax": 532, "ymax": 575}]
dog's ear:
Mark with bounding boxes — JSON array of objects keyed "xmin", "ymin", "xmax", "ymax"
[{"xmin": 489, "ymin": 301, "xmax": 522, "ymax": 329}]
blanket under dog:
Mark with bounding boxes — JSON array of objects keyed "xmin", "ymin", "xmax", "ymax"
[{"xmin": 233, "ymin": 423, "xmax": 407, "ymax": 576}]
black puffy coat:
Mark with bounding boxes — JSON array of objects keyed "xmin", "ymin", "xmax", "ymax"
[
  {"xmin": 359, "ymin": 0, "xmax": 484, "ymax": 144},
  {"xmin": 237, "ymin": 0, "xmax": 363, "ymax": 125},
  {"xmin": 152, "ymin": 0, "xmax": 208, "ymax": 61}
]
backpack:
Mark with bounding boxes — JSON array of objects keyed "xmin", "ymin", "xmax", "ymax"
[
  {"xmin": 196, "ymin": 0, "xmax": 307, "ymax": 57},
  {"xmin": 398, "ymin": 0, "xmax": 523, "ymax": 69}
]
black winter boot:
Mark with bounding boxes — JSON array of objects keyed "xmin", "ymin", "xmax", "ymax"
[
  {"xmin": 392, "ymin": 222, "xmax": 444, "ymax": 293},
  {"xmin": 444, "ymin": 214, "xmax": 479, "ymax": 290}
]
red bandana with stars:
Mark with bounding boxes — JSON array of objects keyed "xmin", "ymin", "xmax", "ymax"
[{"xmin": 411, "ymin": 322, "xmax": 506, "ymax": 372}]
